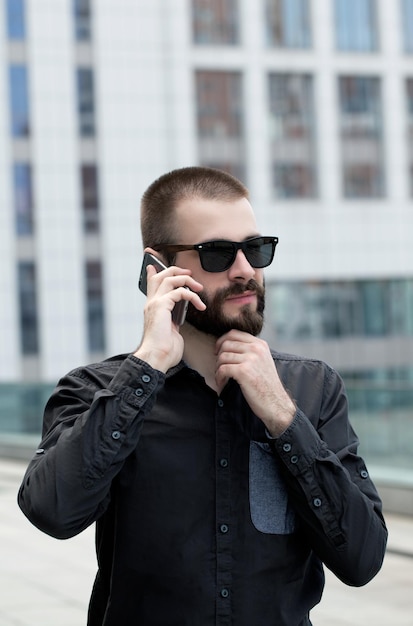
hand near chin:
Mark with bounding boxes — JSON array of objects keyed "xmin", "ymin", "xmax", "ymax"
[{"xmin": 215, "ymin": 330, "xmax": 296, "ymax": 437}]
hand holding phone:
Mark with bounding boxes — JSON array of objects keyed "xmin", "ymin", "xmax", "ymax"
[{"xmin": 138, "ymin": 252, "xmax": 189, "ymax": 325}]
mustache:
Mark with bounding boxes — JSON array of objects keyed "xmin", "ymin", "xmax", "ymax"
[{"xmin": 218, "ymin": 279, "xmax": 265, "ymax": 300}]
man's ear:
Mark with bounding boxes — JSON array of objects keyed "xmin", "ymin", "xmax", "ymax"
[{"xmin": 144, "ymin": 247, "xmax": 169, "ymax": 267}]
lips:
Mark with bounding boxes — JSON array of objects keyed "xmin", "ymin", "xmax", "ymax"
[{"xmin": 225, "ymin": 291, "xmax": 256, "ymax": 304}]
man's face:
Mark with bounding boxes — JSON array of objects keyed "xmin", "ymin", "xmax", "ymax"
[{"xmin": 173, "ymin": 196, "xmax": 266, "ymax": 337}]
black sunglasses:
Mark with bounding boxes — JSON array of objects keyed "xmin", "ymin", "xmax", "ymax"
[{"xmin": 153, "ymin": 236, "xmax": 278, "ymax": 273}]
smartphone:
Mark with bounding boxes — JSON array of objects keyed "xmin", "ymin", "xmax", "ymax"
[{"xmin": 138, "ymin": 252, "xmax": 189, "ymax": 326}]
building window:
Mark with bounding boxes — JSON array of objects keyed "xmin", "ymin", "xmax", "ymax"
[
  {"xmin": 407, "ymin": 79, "xmax": 413, "ymax": 195},
  {"xmin": 195, "ymin": 70, "xmax": 246, "ymax": 181},
  {"xmin": 334, "ymin": 0, "xmax": 378, "ymax": 52},
  {"xmin": 9, "ymin": 65, "xmax": 30, "ymax": 137},
  {"xmin": 268, "ymin": 278, "xmax": 413, "ymax": 341},
  {"xmin": 73, "ymin": 0, "xmax": 92, "ymax": 40},
  {"xmin": 192, "ymin": 0, "xmax": 239, "ymax": 44},
  {"xmin": 18, "ymin": 262, "xmax": 39, "ymax": 355},
  {"xmin": 77, "ymin": 68, "xmax": 96, "ymax": 137},
  {"xmin": 402, "ymin": 0, "xmax": 413, "ymax": 52},
  {"xmin": 86, "ymin": 261, "xmax": 105, "ymax": 352},
  {"xmin": 268, "ymin": 74, "xmax": 317, "ymax": 198},
  {"xmin": 338, "ymin": 76, "xmax": 384, "ymax": 198},
  {"xmin": 81, "ymin": 165, "xmax": 100, "ymax": 233},
  {"xmin": 6, "ymin": 0, "xmax": 26, "ymax": 39},
  {"xmin": 13, "ymin": 163, "xmax": 34, "ymax": 236},
  {"xmin": 265, "ymin": 0, "xmax": 311, "ymax": 48}
]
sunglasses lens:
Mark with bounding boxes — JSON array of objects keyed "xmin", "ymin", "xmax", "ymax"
[
  {"xmin": 200, "ymin": 241, "xmax": 235, "ymax": 272},
  {"xmin": 245, "ymin": 239, "xmax": 275, "ymax": 268}
]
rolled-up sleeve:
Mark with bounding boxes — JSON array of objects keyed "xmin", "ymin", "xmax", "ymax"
[
  {"xmin": 18, "ymin": 355, "xmax": 165, "ymax": 539},
  {"xmin": 271, "ymin": 357, "xmax": 387, "ymax": 587}
]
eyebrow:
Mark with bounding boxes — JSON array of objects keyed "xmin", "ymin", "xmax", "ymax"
[{"xmin": 200, "ymin": 233, "xmax": 262, "ymax": 244}]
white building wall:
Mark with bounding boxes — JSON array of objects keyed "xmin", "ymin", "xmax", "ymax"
[
  {"xmin": 95, "ymin": 0, "xmax": 198, "ymax": 357},
  {"xmin": 1, "ymin": 0, "xmax": 412, "ymax": 383},
  {"xmin": 28, "ymin": 0, "xmax": 87, "ymax": 379},
  {"xmin": 95, "ymin": 1, "xmax": 169, "ymax": 356},
  {"xmin": 0, "ymin": 7, "xmax": 20, "ymax": 379}
]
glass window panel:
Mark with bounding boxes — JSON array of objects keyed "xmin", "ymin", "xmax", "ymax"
[
  {"xmin": 81, "ymin": 165, "xmax": 100, "ymax": 233},
  {"xmin": 339, "ymin": 76, "xmax": 384, "ymax": 198},
  {"xmin": 361, "ymin": 281, "xmax": 387, "ymax": 336},
  {"xmin": 6, "ymin": 0, "xmax": 26, "ymax": 39},
  {"xmin": 335, "ymin": 0, "xmax": 378, "ymax": 51},
  {"xmin": 13, "ymin": 163, "xmax": 34, "ymax": 236},
  {"xmin": 265, "ymin": 0, "xmax": 311, "ymax": 48},
  {"xmin": 407, "ymin": 78, "xmax": 413, "ymax": 115},
  {"xmin": 9, "ymin": 65, "xmax": 30, "ymax": 137},
  {"xmin": 195, "ymin": 70, "xmax": 246, "ymax": 180},
  {"xmin": 267, "ymin": 278, "xmax": 413, "ymax": 341},
  {"xmin": 192, "ymin": 0, "xmax": 239, "ymax": 44},
  {"xmin": 269, "ymin": 74, "xmax": 317, "ymax": 198},
  {"xmin": 73, "ymin": 0, "xmax": 92, "ymax": 40},
  {"xmin": 86, "ymin": 261, "xmax": 105, "ymax": 352},
  {"xmin": 344, "ymin": 370, "xmax": 413, "ymax": 473},
  {"xmin": 342, "ymin": 163, "xmax": 383, "ymax": 198},
  {"xmin": 402, "ymin": 0, "xmax": 413, "ymax": 53},
  {"xmin": 407, "ymin": 281, "xmax": 413, "ymax": 334},
  {"xmin": 388, "ymin": 280, "xmax": 409, "ymax": 335},
  {"xmin": 77, "ymin": 68, "xmax": 96, "ymax": 137},
  {"xmin": 18, "ymin": 262, "xmax": 39, "ymax": 355},
  {"xmin": 272, "ymin": 164, "xmax": 314, "ymax": 198}
]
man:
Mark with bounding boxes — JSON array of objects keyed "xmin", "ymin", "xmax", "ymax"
[{"xmin": 18, "ymin": 166, "xmax": 387, "ymax": 625}]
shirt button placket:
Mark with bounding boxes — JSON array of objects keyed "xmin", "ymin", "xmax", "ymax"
[{"xmin": 215, "ymin": 396, "xmax": 232, "ymax": 621}]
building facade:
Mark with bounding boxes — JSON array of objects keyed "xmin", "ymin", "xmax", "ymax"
[{"xmin": 1, "ymin": 0, "xmax": 412, "ymax": 476}]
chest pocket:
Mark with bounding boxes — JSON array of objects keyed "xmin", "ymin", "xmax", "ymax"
[{"xmin": 249, "ymin": 441, "xmax": 297, "ymax": 535}]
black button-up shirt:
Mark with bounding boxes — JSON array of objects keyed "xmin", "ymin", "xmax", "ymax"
[{"xmin": 18, "ymin": 352, "xmax": 387, "ymax": 625}]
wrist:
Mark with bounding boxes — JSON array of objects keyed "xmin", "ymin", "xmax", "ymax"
[
  {"xmin": 264, "ymin": 400, "xmax": 296, "ymax": 438},
  {"xmin": 133, "ymin": 346, "xmax": 169, "ymax": 373}
]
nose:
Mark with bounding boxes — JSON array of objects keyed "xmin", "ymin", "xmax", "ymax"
[{"xmin": 227, "ymin": 249, "xmax": 256, "ymax": 282}]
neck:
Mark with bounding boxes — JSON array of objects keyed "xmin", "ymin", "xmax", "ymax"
[{"xmin": 180, "ymin": 323, "xmax": 226, "ymax": 393}]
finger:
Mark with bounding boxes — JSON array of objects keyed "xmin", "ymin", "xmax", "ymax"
[
  {"xmin": 167, "ymin": 286, "xmax": 206, "ymax": 312},
  {"xmin": 216, "ymin": 353, "xmax": 244, "ymax": 369},
  {"xmin": 215, "ymin": 362, "xmax": 246, "ymax": 388},
  {"xmin": 215, "ymin": 330, "xmax": 253, "ymax": 353},
  {"xmin": 217, "ymin": 340, "xmax": 251, "ymax": 356},
  {"xmin": 215, "ymin": 367, "xmax": 229, "ymax": 392},
  {"xmin": 148, "ymin": 268, "xmax": 204, "ymax": 296}
]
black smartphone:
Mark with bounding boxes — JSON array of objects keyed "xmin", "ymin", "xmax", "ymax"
[{"xmin": 138, "ymin": 252, "xmax": 188, "ymax": 326}]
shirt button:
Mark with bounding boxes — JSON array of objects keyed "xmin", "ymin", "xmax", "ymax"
[
  {"xmin": 134, "ymin": 388, "xmax": 144, "ymax": 397},
  {"xmin": 219, "ymin": 458, "xmax": 228, "ymax": 468},
  {"xmin": 111, "ymin": 430, "xmax": 121, "ymax": 440},
  {"xmin": 142, "ymin": 374, "xmax": 151, "ymax": 383},
  {"xmin": 283, "ymin": 443, "xmax": 292, "ymax": 452},
  {"xmin": 313, "ymin": 497, "xmax": 322, "ymax": 508},
  {"xmin": 360, "ymin": 469, "xmax": 369, "ymax": 479},
  {"xmin": 218, "ymin": 399, "xmax": 224, "ymax": 408},
  {"xmin": 220, "ymin": 588, "xmax": 229, "ymax": 598},
  {"xmin": 220, "ymin": 524, "xmax": 229, "ymax": 534},
  {"xmin": 291, "ymin": 455, "xmax": 298, "ymax": 464}
]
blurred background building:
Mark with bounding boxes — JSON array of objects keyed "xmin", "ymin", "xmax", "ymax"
[{"xmin": 0, "ymin": 0, "xmax": 412, "ymax": 507}]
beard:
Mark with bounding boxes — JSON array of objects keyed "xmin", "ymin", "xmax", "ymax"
[{"xmin": 185, "ymin": 279, "xmax": 265, "ymax": 338}]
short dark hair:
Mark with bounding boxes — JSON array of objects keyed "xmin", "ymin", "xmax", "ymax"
[{"xmin": 140, "ymin": 166, "xmax": 249, "ymax": 252}]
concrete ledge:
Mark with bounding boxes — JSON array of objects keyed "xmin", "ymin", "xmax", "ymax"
[
  {"xmin": 0, "ymin": 434, "xmax": 39, "ymax": 462},
  {"xmin": 369, "ymin": 466, "xmax": 413, "ymax": 516},
  {"xmin": 371, "ymin": 478, "xmax": 413, "ymax": 517},
  {"xmin": 378, "ymin": 485, "xmax": 413, "ymax": 516}
]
